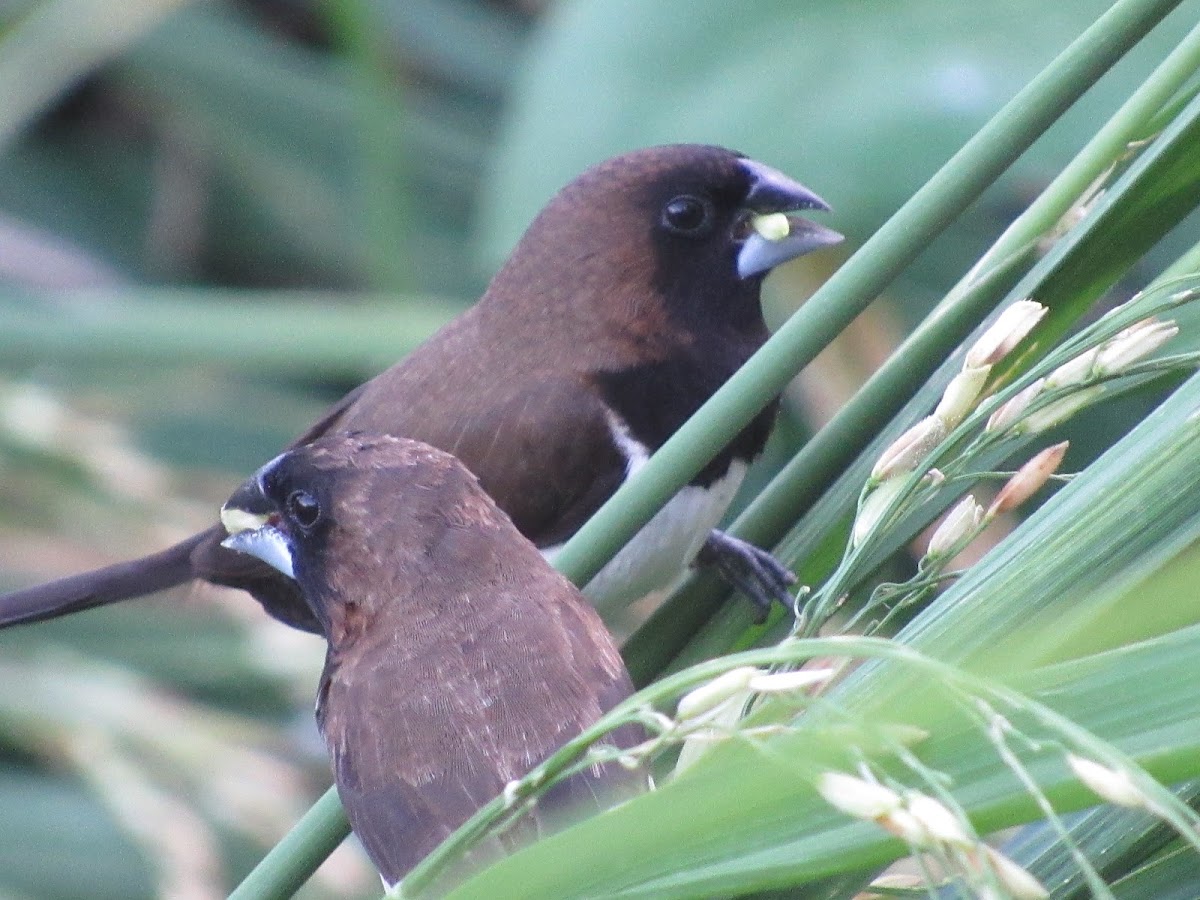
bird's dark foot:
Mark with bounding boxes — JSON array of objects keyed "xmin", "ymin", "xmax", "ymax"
[{"xmin": 695, "ymin": 530, "xmax": 797, "ymax": 624}]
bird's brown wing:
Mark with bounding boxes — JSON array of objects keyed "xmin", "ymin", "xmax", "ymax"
[
  {"xmin": 318, "ymin": 577, "xmax": 643, "ymax": 887},
  {"xmin": 332, "ymin": 365, "xmax": 629, "ymax": 549},
  {"xmin": 429, "ymin": 379, "xmax": 629, "ymax": 548}
]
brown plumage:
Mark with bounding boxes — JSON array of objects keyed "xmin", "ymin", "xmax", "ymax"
[
  {"xmin": 221, "ymin": 434, "xmax": 643, "ymax": 886},
  {"xmin": 0, "ymin": 144, "xmax": 841, "ymax": 633}
]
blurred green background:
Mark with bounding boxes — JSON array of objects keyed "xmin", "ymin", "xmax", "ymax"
[{"xmin": 0, "ymin": 1, "xmax": 1197, "ymax": 897}]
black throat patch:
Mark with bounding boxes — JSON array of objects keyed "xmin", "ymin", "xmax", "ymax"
[{"xmin": 595, "ymin": 336, "xmax": 779, "ymax": 487}]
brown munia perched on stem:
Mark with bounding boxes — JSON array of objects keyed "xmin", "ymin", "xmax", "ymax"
[
  {"xmin": 0, "ymin": 144, "xmax": 841, "ymax": 633},
  {"xmin": 221, "ymin": 433, "xmax": 646, "ymax": 886}
]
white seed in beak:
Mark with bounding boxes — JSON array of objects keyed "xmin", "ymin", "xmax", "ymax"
[
  {"xmin": 220, "ymin": 506, "xmax": 269, "ymax": 535},
  {"xmin": 750, "ymin": 212, "xmax": 791, "ymax": 241}
]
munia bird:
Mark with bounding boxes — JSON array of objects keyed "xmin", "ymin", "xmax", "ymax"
[
  {"xmin": 221, "ymin": 434, "xmax": 646, "ymax": 886},
  {"xmin": 0, "ymin": 144, "xmax": 841, "ymax": 633}
]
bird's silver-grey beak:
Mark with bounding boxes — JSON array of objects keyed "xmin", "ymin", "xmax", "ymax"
[
  {"xmin": 219, "ymin": 479, "xmax": 296, "ymax": 579},
  {"xmin": 220, "ymin": 520, "xmax": 295, "ymax": 579},
  {"xmin": 736, "ymin": 158, "xmax": 843, "ymax": 279}
]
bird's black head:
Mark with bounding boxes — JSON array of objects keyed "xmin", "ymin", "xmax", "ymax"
[
  {"xmin": 219, "ymin": 447, "xmax": 335, "ymax": 587},
  {"xmin": 490, "ymin": 144, "xmax": 841, "ymax": 338},
  {"xmin": 218, "ymin": 435, "xmax": 479, "ymax": 634}
]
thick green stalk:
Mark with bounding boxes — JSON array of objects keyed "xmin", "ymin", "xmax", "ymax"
[
  {"xmin": 227, "ymin": 788, "xmax": 349, "ymax": 900},
  {"xmin": 550, "ymin": 0, "xmax": 1186, "ymax": 592}
]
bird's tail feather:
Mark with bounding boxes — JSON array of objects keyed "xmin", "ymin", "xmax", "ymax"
[{"xmin": 0, "ymin": 529, "xmax": 213, "ymax": 627}]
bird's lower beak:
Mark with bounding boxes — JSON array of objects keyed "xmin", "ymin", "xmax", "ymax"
[
  {"xmin": 220, "ymin": 486, "xmax": 296, "ymax": 579},
  {"xmin": 220, "ymin": 515, "xmax": 296, "ymax": 579},
  {"xmin": 735, "ymin": 158, "xmax": 843, "ymax": 280}
]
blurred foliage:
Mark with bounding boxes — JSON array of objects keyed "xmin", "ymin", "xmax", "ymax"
[{"xmin": 0, "ymin": 0, "xmax": 1198, "ymax": 898}]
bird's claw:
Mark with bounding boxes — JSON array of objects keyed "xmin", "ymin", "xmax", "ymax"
[{"xmin": 695, "ymin": 529, "xmax": 796, "ymax": 624}]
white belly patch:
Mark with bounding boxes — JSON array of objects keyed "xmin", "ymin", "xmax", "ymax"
[{"xmin": 542, "ymin": 410, "xmax": 748, "ymax": 615}]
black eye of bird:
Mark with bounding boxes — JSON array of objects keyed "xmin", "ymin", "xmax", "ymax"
[
  {"xmin": 661, "ymin": 195, "xmax": 712, "ymax": 235},
  {"xmin": 285, "ymin": 490, "xmax": 321, "ymax": 529}
]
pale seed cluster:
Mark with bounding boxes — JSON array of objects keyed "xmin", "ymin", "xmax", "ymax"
[
  {"xmin": 671, "ymin": 664, "xmax": 837, "ymax": 771},
  {"xmin": 986, "ymin": 317, "xmax": 1178, "ymax": 435},
  {"xmin": 1066, "ymin": 753, "xmax": 1160, "ymax": 814},
  {"xmin": 816, "ymin": 770, "xmax": 1048, "ymax": 898},
  {"xmin": 855, "ymin": 301, "xmax": 1046, "ymax": 547},
  {"xmin": 853, "ymin": 299, "xmax": 1178, "ymax": 552},
  {"xmin": 923, "ymin": 442, "xmax": 1070, "ymax": 562}
]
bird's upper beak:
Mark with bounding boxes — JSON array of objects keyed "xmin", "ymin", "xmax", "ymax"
[
  {"xmin": 735, "ymin": 158, "xmax": 843, "ymax": 280},
  {"xmin": 219, "ymin": 475, "xmax": 296, "ymax": 579}
]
